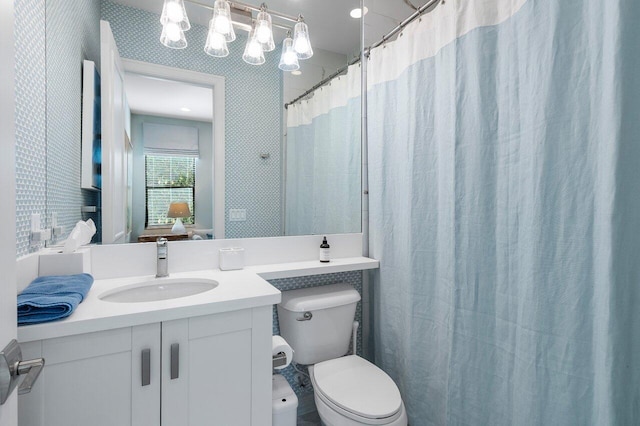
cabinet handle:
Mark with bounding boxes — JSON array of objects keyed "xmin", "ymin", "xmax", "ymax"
[
  {"xmin": 170, "ymin": 343, "xmax": 179, "ymax": 380},
  {"xmin": 141, "ymin": 349, "xmax": 150, "ymax": 386}
]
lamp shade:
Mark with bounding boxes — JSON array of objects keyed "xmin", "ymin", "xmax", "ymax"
[
  {"xmin": 212, "ymin": 0, "xmax": 236, "ymax": 42},
  {"xmin": 160, "ymin": 0, "xmax": 190, "ymax": 31},
  {"xmin": 161, "ymin": 22, "xmax": 188, "ymax": 49},
  {"xmin": 205, "ymin": 25, "xmax": 229, "ymax": 57},
  {"xmin": 278, "ymin": 36, "xmax": 300, "ymax": 71},
  {"xmin": 255, "ymin": 10, "xmax": 275, "ymax": 52},
  {"xmin": 243, "ymin": 26, "xmax": 266, "ymax": 65},
  {"xmin": 167, "ymin": 202, "xmax": 191, "ymax": 218},
  {"xmin": 293, "ymin": 20, "xmax": 313, "ymax": 59}
]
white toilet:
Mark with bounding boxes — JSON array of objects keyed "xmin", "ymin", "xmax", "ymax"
[{"xmin": 277, "ymin": 283, "xmax": 408, "ymax": 426}]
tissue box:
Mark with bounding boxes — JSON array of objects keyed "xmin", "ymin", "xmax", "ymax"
[
  {"xmin": 219, "ymin": 248, "xmax": 244, "ymax": 271},
  {"xmin": 38, "ymin": 248, "xmax": 91, "ymax": 276}
]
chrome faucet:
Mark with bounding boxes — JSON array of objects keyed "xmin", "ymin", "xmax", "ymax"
[{"xmin": 156, "ymin": 238, "xmax": 169, "ymax": 278}]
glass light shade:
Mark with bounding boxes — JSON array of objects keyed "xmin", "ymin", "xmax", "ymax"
[
  {"xmin": 160, "ymin": 0, "xmax": 190, "ymax": 31},
  {"xmin": 161, "ymin": 22, "xmax": 187, "ymax": 49},
  {"xmin": 167, "ymin": 202, "xmax": 191, "ymax": 218},
  {"xmin": 212, "ymin": 0, "xmax": 236, "ymax": 42},
  {"xmin": 243, "ymin": 27, "xmax": 265, "ymax": 65},
  {"xmin": 205, "ymin": 25, "xmax": 229, "ymax": 57},
  {"xmin": 255, "ymin": 11, "xmax": 275, "ymax": 52},
  {"xmin": 293, "ymin": 20, "xmax": 313, "ymax": 59},
  {"xmin": 278, "ymin": 37, "xmax": 299, "ymax": 71}
]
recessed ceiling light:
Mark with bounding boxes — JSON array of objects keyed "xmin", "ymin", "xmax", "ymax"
[
  {"xmin": 350, "ymin": 7, "xmax": 368, "ymax": 19},
  {"xmin": 291, "ymin": 70, "xmax": 302, "ymax": 76},
  {"xmin": 180, "ymin": 107, "xmax": 191, "ymax": 112}
]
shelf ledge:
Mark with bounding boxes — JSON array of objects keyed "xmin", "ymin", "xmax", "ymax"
[{"xmin": 247, "ymin": 257, "xmax": 379, "ymax": 280}]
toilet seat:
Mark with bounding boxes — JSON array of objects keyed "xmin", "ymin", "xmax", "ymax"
[{"xmin": 311, "ymin": 355, "xmax": 403, "ymax": 424}]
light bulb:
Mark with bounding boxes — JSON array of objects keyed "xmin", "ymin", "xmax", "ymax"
[
  {"xmin": 166, "ymin": 2, "xmax": 184, "ymax": 22},
  {"xmin": 248, "ymin": 40, "xmax": 262, "ymax": 58},
  {"xmin": 165, "ymin": 22, "xmax": 182, "ymax": 42},
  {"xmin": 256, "ymin": 22, "xmax": 271, "ymax": 44},
  {"xmin": 209, "ymin": 32, "xmax": 225, "ymax": 49},
  {"xmin": 214, "ymin": 15, "xmax": 230, "ymax": 34},
  {"xmin": 294, "ymin": 37, "xmax": 309, "ymax": 54},
  {"xmin": 283, "ymin": 51, "xmax": 297, "ymax": 65}
]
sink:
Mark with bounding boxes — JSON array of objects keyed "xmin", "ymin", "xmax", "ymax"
[{"xmin": 99, "ymin": 278, "xmax": 218, "ymax": 303}]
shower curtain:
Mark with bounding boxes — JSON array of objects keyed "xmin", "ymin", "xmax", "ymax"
[
  {"xmin": 367, "ymin": 0, "xmax": 640, "ymax": 424},
  {"xmin": 285, "ymin": 64, "xmax": 361, "ymax": 235}
]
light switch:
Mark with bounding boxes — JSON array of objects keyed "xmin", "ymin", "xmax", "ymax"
[{"xmin": 229, "ymin": 209, "xmax": 247, "ymax": 222}]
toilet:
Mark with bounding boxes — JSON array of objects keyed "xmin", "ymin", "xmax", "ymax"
[{"xmin": 277, "ymin": 283, "xmax": 408, "ymax": 426}]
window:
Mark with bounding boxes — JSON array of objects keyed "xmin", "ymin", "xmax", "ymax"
[{"xmin": 145, "ymin": 155, "xmax": 196, "ymax": 227}]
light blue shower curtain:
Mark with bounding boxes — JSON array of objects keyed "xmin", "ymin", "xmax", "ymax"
[
  {"xmin": 285, "ymin": 65, "xmax": 361, "ymax": 235},
  {"xmin": 367, "ymin": 0, "xmax": 640, "ymax": 425}
]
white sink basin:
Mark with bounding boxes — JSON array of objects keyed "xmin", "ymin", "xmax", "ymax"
[{"xmin": 99, "ymin": 278, "xmax": 218, "ymax": 303}]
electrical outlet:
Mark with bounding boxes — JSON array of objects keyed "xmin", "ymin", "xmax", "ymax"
[{"xmin": 229, "ymin": 209, "xmax": 247, "ymax": 222}]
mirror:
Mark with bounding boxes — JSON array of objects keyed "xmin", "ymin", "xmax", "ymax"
[{"xmin": 45, "ymin": 0, "xmax": 362, "ymax": 244}]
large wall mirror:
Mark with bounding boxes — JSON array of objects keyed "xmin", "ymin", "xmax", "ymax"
[{"xmin": 45, "ymin": 0, "xmax": 362, "ymax": 245}]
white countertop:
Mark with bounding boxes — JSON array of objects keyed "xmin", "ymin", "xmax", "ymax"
[{"xmin": 18, "ymin": 257, "xmax": 379, "ymax": 343}]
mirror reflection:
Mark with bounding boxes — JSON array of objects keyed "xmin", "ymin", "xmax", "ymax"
[{"xmin": 45, "ymin": 0, "xmax": 362, "ymax": 244}]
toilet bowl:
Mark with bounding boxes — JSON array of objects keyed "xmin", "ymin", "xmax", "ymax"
[
  {"xmin": 277, "ymin": 284, "xmax": 407, "ymax": 426},
  {"xmin": 309, "ymin": 356, "xmax": 408, "ymax": 426}
]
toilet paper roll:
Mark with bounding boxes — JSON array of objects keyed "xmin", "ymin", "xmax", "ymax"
[{"xmin": 272, "ymin": 335, "xmax": 293, "ymax": 370}]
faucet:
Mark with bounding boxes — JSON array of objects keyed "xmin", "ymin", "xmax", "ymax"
[{"xmin": 156, "ymin": 238, "xmax": 169, "ymax": 278}]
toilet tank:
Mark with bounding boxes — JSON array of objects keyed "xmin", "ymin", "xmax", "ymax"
[{"xmin": 277, "ymin": 283, "xmax": 361, "ymax": 365}]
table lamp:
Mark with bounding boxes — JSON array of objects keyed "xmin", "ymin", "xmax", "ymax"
[{"xmin": 167, "ymin": 202, "xmax": 191, "ymax": 234}]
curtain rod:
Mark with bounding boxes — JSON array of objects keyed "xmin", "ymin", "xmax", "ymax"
[
  {"xmin": 284, "ymin": 0, "xmax": 442, "ymax": 108},
  {"xmin": 366, "ymin": 0, "xmax": 442, "ymax": 54},
  {"xmin": 284, "ymin": 56, "xmax": 361, "ymax": 108}
]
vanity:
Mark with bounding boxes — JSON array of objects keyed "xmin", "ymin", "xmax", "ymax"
[
  {"xmin": 16, "ymin": 236, "xmax": 378, "ymax": 426},
  {"xmin": 18, "ymin": 271, "xmax": 278, "ymax": 426}
]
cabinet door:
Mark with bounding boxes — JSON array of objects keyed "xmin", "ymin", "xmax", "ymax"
[
  {"xmin": 18, "ymin": 325, "xmax": 160, "ymax": 426},
  {"xmin": 161, "ymin": 307, "xmax": 272, "ymax": 426}
]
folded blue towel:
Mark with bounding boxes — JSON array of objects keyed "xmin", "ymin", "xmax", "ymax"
[{"xmin": 18, "ymin": 273, "xmax": 94, "ymax": 325}]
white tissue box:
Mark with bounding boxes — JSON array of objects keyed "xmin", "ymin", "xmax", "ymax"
[
  {"xmin": 219, "ymin": 248, "xmax": 245, "ymax": 271},
  {"xmin": 38, "ymin": 248, "xmax": 92, "ymax": 276}
]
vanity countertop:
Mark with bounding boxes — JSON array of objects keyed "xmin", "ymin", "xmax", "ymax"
[
  {"xmin": 17, "ymin": 256, "xmax": 379, "ymax": 343},
  {"xmin": 18, "ymin": 269, "xmax": 280, "ymax": 343}
]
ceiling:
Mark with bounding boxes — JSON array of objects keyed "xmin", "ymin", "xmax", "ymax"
[
  {"xmin": 111, "ymin": 0, "xmax": 428, "ymax": 56},
  {"xmin": 124, "ymin": 73, "xmax": 213, "ymax": 121}
]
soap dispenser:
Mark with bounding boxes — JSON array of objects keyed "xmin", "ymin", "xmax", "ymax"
[{"xmin": 319, "ymin": 236, "xmax": 330, "ymax": 263}]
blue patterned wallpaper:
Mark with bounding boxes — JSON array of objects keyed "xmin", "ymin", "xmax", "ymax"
[
  {"xmin": 14, "ymin": 0, "xmax": 102, "ymax": 257},
  {"xmin": 15, "ymin": 0, "xmax": 47, "ymax": 257},
  {"xmin": 268, "ymin": 271, "xmax": 364, "ymax": 397},
  {"xmin": 101, "ymin": 1, "xmax": 283, "ymax": 239},
  {"xmin": 46, "ymin": 0, "xmax": 102, "ymax": 246}
]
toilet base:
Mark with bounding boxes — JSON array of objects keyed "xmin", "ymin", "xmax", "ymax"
[{"xmin": 313, "ymin": 392, "xmax": 408, "ymax": 426}]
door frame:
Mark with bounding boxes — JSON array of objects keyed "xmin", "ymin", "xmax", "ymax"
[
  {"xmin": 0, "ymin": 0, "xmax": 18, "ymax": 424},
  {"xmin": 120, "ymin": 59, "xmax": 226, "ymax": 239}
]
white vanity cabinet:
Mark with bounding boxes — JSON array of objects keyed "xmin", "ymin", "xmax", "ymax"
[{"xmin": 18, "ymin": 306, "xmax": 272, "ymax": 426}]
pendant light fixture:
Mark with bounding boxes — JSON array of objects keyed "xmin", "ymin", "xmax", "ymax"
[
  {"xmin": 157, "ymin": 0, "xmax": 314, "ymax": 69},
  {"xmin": 292, "ymin": 15, "xmax": 313, "ymax": 59},
  {"xmin": 243, "ymin": 24, "xmax": 266, "ymax": 65},
  {"xmin": 255, "ymin": 5, "xmax": 276, "ymax": 52},
  {"xmin": 211, "ymin": 0, "xmax": 236, "ymax": 42},
  {"xmin": 160, "ymin": 0, "xmax": 190, "ymax": 30},
  {"xmin": 205, "ymin": 21, "xmax": 229, "ymax": 57},
  {"xmin": 278, "ymin": 32, "xmax": 299, "ymax": 71}
]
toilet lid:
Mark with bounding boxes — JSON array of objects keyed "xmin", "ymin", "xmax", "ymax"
[{"xmin": 313, "ymin": 356, "xmax": 402, "ymax": 420}]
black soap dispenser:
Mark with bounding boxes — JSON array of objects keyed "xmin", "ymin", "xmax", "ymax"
[{"xmin": 319, "ymin": 236, "xmax": 330, "ymax": 263}]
